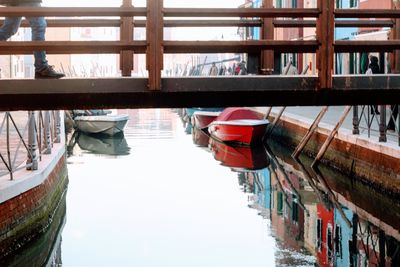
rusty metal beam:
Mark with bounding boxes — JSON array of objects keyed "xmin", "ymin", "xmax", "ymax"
[
  {"xmin": 120, "ymin": 0, "xmax": 134, "ymax": 77},
  {"xmin": 317, "ymin": 0, "xmax": 334, "ymax": 89},
  {"xmin": 0, "ymin": 40, "xmax": 317, "ymax": 55},
  {"xmin": 335, "ymin": 41, "xmax": 400, "ymax": 52},
  {"xmin": 163, "ymin": 40, "xmax": 319, "ymax": 54},
  {"xmin": 1, "ymin": 19, "xmax": 262, "ymax": 28},
  {"xmin": 6, "ymin": 18, "xmax": 393, "ymax": 29},
  {"xmin": 163, "ymin": 8, "xmax": 320, "ymax": 18},
  {"xmin": 0, "ymin": 41, "xmax": 147, "ymax": 54},
  {"xmin": 273, "ymin": 19, "xmax": 393, "ymax": 28},
  {"xmin": 261, "ymin": 0, "xmax": 274, "ymax": 72},
  {"xmin": 0, "ymin": 76, "xmax": 399, "ymax": 111},
  {"xmin": 146, "ymin": 0, "xmax": 163, "ymax": 90},
  {"xmin": 335, "ymin": 9, "xmax": 400, "ymax": 19},
  {"xmin": 0, "ymin": 7, "xmax": 146, "ymax": 17},
  {"xmin": 163, "ymin": 19, "xmax": 262, "ymax": 27}
]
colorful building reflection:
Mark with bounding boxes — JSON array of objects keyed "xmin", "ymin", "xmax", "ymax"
[{"xmin": 203, "ymin": 136, "xmax": 400, "ymax": 266}]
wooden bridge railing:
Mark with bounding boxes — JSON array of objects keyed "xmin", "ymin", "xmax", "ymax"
[{"xmin": 0, "ymin": 0, "xmax": 399, "ymax": 90}]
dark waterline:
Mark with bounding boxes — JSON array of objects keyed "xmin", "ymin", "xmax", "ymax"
[{"xmin": 2, "ymin": 109, "xmax": 399, "ymax": 267}]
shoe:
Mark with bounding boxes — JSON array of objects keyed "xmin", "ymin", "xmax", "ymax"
[{"xmin": 35, "ymin": 66, "xmax": 65, "ymax": 79}]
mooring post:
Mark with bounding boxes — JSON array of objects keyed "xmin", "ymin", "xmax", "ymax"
[
  {"xmin": 43, "ymin": 111, "xmax": 52, "ymax": 154},
  {"xmin": 120, "ymin": 0, "xmax": 134, "ymax": 76},
  {"xmin": 352, "ymin": 106, "xmax": 360, "ymax": 135},
  {"xmin": 146, "ymin": 0, "xmax": 163, "ymax": 90},
  {"xmin": 379, "ymin": 106, "xmax": 387, "ymax": 142},
  {"xmin": 316, "ymin": 0, "xmax": 334, "ymax": 89},
  {"xmin": 27, "ymin": 111, "xmax": 38, "ymax": 171},
  {"xmin": 55, "ymin": 110, "xmax": 61, "ymax": 143},
  {"xmin": 261, "ymin": 0, "xmax": 274, "ymax": 74}
]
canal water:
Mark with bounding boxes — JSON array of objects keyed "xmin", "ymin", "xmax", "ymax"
[{"xmin": 2, "ymin": 109, "xmax": 400, "ymax": 267}]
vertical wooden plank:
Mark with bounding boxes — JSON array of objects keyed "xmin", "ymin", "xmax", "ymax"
[
  {"xmin": 120, "ymin": 0, "xmax": 134, "ymax": 77},
  {"xmin": 317, "ymin": 0, "xmax": 334, "ymax": 89},
  {"xmin": 391, "ymin": 1, "xmax": 400, "ymax": 73},
  {"xmin": 261, "ymin": 0, "xmax": 274, "ymax": 73},
  {"xmin": 146, "ymin": 0, "xmax": 163, "ymax": 90}
]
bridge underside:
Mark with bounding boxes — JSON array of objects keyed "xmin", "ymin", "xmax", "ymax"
[{"xmin": 1, "ymin": 75, "xmax": 399, "ymax": 111}]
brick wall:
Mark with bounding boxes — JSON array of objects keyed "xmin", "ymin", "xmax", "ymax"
[{"xmin": 0, "ymin": 156, "xmax": 68, "ymax": 258}]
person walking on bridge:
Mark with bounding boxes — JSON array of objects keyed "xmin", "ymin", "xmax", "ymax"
[{"xmin": 0, "ymin": 0, "xmax": 65, "ymax": 79}]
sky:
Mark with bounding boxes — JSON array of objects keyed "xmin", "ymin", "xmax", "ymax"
[
  {"xmin": 42, "ymin": 0, "xmax": 247, "ymax": 40},
  {"xmin": 43, "ymin": 0, "xmax": 245, "ymax": 8}
]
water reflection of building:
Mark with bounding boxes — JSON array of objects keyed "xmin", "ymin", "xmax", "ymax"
[
  {"xmin": 119, "ymin": 109, "xmax": 177, "ymax": 138},
  {"xmin": 234, "ymin": 143, "xmax": 400, "ymax": 266}
]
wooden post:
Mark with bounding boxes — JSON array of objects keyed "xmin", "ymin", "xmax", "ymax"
[
  {"xmin": 292, "ymin": 106, "xmax": 329, "ymax": 158},
  {"xmin": 146, "ymin": 0, "xmax": 163, "ymax": 90},
  {"xmin": 316, "ymin": 0, "xmax": 334, "ymax": 89},
  {"xmin": 120, "ymin": 0, "xmax": 134, "ymax": 76},
  {"xmin": 312, "ymin": 106, "xmax": 351, "ymax": 167},
  {"xmin": 261, "ymin": 0, "xmax": 274, "ymax": 74}
]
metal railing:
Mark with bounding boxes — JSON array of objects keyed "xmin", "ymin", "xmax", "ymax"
[
  {"xmin": 0, "ymin": 111, "xmax": 61, "ymax": 180},
  {"xmin": 0, "ymin": 0, "xmax": 399, "ymax": 90},
  {"xmin": 352, "ymin": 105, "xmax": 400, "ymax": 146}
]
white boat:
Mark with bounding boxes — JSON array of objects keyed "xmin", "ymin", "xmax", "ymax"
[{"xmin": 74, "ymin": 114, "xmax": 129, "ymax": 136}]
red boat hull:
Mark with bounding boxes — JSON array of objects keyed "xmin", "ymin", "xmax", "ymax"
[
  {"xmin": 192, "ymin": 127, "xmax": 210, "ymax": 147},
  {"xmin": 192, "ymin": 111, "xmax": 221, "ymax": 129},
  {"xmin": 209, "ymin": 139, "xmax": 270, "ymax": 170},
  {"xmin": 208, "ymin": 119, "xmax": 269, "ymax": 145}
]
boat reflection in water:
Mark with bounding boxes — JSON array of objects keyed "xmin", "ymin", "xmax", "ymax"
[
  {"xmin": 209, "ymin": 138, "xmax": 270, "ymax": 171},
  {"xmin": 76, "ymin": 132, "xmax": 130, "ymax": 156},
  {"xmin": 192, "ymin": 127, "xmax": 210, "ymax": 148},
  {"xmin": 192, "ymin": 126, "xmax": 400, "ymax": 266}
]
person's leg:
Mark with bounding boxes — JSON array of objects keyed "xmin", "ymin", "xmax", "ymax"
[
  {"xmin": 24, "ymin": 3, "xmax": 64, "ymax": 78},
  {"xmin": 0, "ymin": 17, "xmax": 22, "ymax": 41},
  {"xmin": 25, "ymin": 3, "xmax": 48, "ymax": 71}
]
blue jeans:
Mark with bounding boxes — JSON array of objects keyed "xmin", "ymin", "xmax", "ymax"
[{"xmin": 0, "ymin": 3, "xmax": 48, "ymax": 71}]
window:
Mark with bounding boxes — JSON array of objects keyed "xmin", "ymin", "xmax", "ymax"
[
  {"xmin": 317, "ymin": 219, "xmax": 323, "ymax": 251},
  {"xmin": 350, "ymin": 0, "xmax": 358, "ymax": 8},
  {"xmin": 335, "ymin": 225, "xmax": 343, "ymax": 259},
  {"xmin": 327, "ymin": 225, "xmax": 333, "ymax": 264}
]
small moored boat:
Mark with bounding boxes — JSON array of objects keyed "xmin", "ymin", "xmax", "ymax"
[
  {"xmin": 208, "ymin": 107, "xmax": 269, "ymax": 145},
  {"xmin": 192, "ymin": 110, "xmax": 222, "ymax": 130},
  {"xmin": 74, "ymin": 113, "xmax": 129, "ymax": 136}
]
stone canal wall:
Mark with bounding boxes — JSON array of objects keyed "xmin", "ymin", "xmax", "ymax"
[
  {"xmin": 0, "ymin": 145, "xmax": 67, "ymax": 259},
  {"xmin": 258, "ymin": 108, "xmax": 400, "ymax": 196},
  {"xmin": 0, "ymin": 156, "xmax": 68, "ymax": 258}
]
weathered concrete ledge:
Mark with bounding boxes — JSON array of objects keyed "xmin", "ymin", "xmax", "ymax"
[
  {"xmin": 255, "ymin": 107, "xmax": 400, "ymax": 196},
  {"xmin": 0, "ymin": 116, "xmax": 68, "ymax": 259}
]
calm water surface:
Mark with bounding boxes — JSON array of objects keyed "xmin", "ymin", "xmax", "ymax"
[{"xmin": 3, "ymin": 109, "xmax": 400, "ymax": 267}]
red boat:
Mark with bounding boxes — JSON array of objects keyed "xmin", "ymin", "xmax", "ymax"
[
  {"xmin": 209, "ymin": 138, "xmax": 270, "ymax": 171},
  {"xmin": 192, "ymin": 110, "xmax": 222, "ymax": 130},
  {"xmin": 208, "ymin": 108, "xmax": 269, "ymax": 145},
  {"xmin": 192, "ymin": 127, "xmax": 210, "ymax": 147}
]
